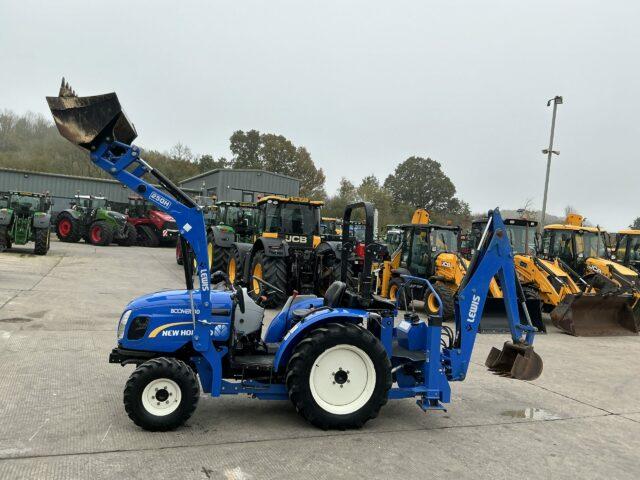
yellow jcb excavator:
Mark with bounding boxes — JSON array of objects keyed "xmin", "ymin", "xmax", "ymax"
[
  {"xmin": 539, "ymin": 213, "xmax": 639, "ymax": 335},
  {"xmin": 376, "ymin": 209, "xmax": 506, "ymax": 328}
]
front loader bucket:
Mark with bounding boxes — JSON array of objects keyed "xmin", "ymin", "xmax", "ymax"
[
  {"xmin": 479, "ymin": 297, "xmax": 545, "ymax": 334},
  {"xmin": 485, "ymin": 342, "xmax": 543, "ymax": 381},
  {"xmin": 551, "ymin": 294, "xmax": 639, "ymax": 336},
  {"xmin": 46, "ymin": 78, "xmax": 137, "ymax": 149}
]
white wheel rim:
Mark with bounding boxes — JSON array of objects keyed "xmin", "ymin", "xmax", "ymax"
[
  {"xmin": 141, "ymin": 378, "xmax": 182, "ymax": 416},
  {"xmin": 309, "ymin": 344, "xmax": 376, "ymax": 415}
]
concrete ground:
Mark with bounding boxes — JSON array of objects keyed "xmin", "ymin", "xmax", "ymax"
[{"xmin": 0, "ymin": 239, "xmax": 639, "ymax": 480}]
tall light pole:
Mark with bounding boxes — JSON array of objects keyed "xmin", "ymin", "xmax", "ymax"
[{"xmin": 539, "ymin": 95, "xmax": 563, "ymax": 233}]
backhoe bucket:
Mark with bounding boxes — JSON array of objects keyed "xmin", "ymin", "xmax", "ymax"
[
  {"xmin": 479, "ymin": 297, "xmax": 545, "ymax": 334},
  {"xmin": 551, "ymin": 294, "xmax": 639, "ymax": 336},
  {"xmin": 485, "ymin": 342, "xmax": 543, "ymax": 381},
  {"xmin": 46, "ymin": 78, "xmax": 137, "ymax": 149}
]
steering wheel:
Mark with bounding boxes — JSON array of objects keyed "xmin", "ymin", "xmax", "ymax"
[{"xmin": 253, "ymin": 276, "xmax": 286, "ymax": 296}]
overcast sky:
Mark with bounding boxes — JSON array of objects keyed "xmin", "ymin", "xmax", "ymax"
[{"xmin": 1, "ymin": 1, "xmax": 638, "ymax": 229}]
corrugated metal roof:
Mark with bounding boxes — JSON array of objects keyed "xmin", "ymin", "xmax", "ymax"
[{"xmin": 180, "ymin": 168, "xmax": 300, "ymax": 184}]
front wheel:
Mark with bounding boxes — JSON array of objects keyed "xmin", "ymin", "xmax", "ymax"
[
  {"xmin": 250, "ymin": 251, "xmax": 287, "ymax": 307},
  {"xmin": 88, "ymin": 221, "xmax": 114, "ymax": 246},
  {"xmin": 424, "ymin": 282, "xmax": 455, "ymax": 321},
  {"xmin": 123, "ymin": 357, "xmax": 200, "ymax": 431},
  {"xmin": 286, "ymin": 323, "xmax": 391, "ymax": 429},
  {"xmin": 0, "ymin": 226, "xmax": 8, "ymax": 252},
  {"xmin": 116, "ymin": 223, "xmax": 138, "ymax": 246}
]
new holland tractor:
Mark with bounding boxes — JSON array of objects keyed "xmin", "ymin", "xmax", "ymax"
[
  {"xmin": 540, "ymin": 214, "xmax": 639, "ymax": 335},
  {"xmin": 226, "ymin": 195, "xmax": 324, "ymax": 307},
  {"xmin": 0, "ymin": 191, "xmax": 52, "ymax": 255},
  {"xmin": 55, "ymin": 194, "xmax": 137, "ymax": 246},
  {"xmin": 47, "ymin": 81, "xmax": 543, "ymax": 431}
]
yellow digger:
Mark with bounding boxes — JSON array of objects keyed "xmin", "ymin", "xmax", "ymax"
[
  {"xmin": 539, "ymin": 213, "xmax": 640, "ymax": 336},
  {"xmin": 613, "ymin": 229, "xmax": 640, "ymax": 273},
  {"xmin": 376, "ymin": 209, "xmax": 503, "ymax": 322}
]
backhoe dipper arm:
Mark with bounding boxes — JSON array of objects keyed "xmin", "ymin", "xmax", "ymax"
[{"xmin": 447, "ymin": 209, "xmax": 537, "ymax": 380}]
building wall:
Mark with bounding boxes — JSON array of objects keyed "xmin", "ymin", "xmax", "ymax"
[
  {"xmin": 0, "ymin": 168, "xmax": 198, "ymax": 216},
  {"xmin": 180, "ymin": 169, "xmax": 300, "ymax": 202}
]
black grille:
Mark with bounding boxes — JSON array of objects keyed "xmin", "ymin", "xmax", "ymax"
[
  {"xmin": 127, "ymin": 316, "xmax": 150, "ymax": 340},
  {"xmin": 164, "ymin": 221, "xmax": 177, "ymax": 230}
]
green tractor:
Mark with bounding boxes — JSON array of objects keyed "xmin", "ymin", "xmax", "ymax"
[
  {"xmin": 0, "ymin": 191, "xmax": 52, "ymax": 255},
  {"xmin": 205, "ymin": 201, "xmax": 258, "ymax": 272},
  {"xmin": 54, "ymin": 194, "xmax": 137, "ymax": 246}
]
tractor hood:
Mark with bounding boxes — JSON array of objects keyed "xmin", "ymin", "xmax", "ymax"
[
  {"xmin": 149, "ymin": 210, "xmax": 175, "ymax": 224},
  {"xmin": 125, "ymin": 289, "xmax": 233, "ymax": 311},
  {"xmin": 586, "ymin": 258, "xmax": 638, "ymax": 278}
]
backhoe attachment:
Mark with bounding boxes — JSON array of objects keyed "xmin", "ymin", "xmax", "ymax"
[
  {"xmin": 551, "ymin": 293, "xmax": 639, "ymax": 336},
  {"xmin": 485, "ymin": 341, "xmax": 543, "ymax": 381}
]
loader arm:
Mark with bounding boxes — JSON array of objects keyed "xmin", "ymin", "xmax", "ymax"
[{"xmin": 46, "ymin": 83, "xmax": 219, "ymax": 362}]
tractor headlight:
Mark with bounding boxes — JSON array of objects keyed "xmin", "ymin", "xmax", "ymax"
[{"xmin": 117, "ymin": 310, "xmax": 132, "ymax": 340}]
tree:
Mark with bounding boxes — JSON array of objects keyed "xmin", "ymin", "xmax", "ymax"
[
  {"xmin": 630, "ymin": 217, "xmax": 640, "ymax": 229},
  {"xmin": 384, "ymin": 156, "xmax": 462, "ymax": 213},
  {"xmin": 197, "ymin": 154, "xmax": 229, "ymax": 173},
  {"xmin": 228, "ymin": 130, "xmax": 326, "ymax": 197},
  {"xmin": 229, "ymin": 130, "xmax": 262, "ymax": 169}
]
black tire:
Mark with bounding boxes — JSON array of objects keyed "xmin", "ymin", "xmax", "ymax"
[
  {"xmin": 55, "ymin": 212, "xmax": 81, "ymax": 243},
  {"xmin": 250, "ymin": 251, "xmax": 288, "ymax": 307},
  {"xmin": 286, "ymin": 323, "xmax": 391, "ymax": 430},
  {"xmin": 33, "ymin": 228, "xmax": 49, "ymax": 255},
  {"xmin": 389, "ymin": 277, "xmax": 408, "ymax": 309},
  {"xmin": 136, "ymin": 225, "xmax": 160, "ymax": 247},
  {"xmin": 116, "ymin": 223, "xmax": 138, "ymax": 246},
  {"xmin": 314, "ymin": 249, "xmax": 341, "ymax": 296},
  {"xmin": 176, "ymin": 241, "xmax": 184, "ymax": 265},
  {"xmin": 87, "ymin": 221, "xmax": 114, "ymax": 246},
  {"xmin": 424, "ymin": 282, "xmax": 455, "ymax": 321},
  {"xmin": 211, "ymin": 244, "xmax": 230, "ymax": 275},
  {"xmin": 123, "ymin": 357, "xmax": 199, "ymax": 431},
  {"xmin": 0, "ymin": 226, "xmax": 8, "ymax": 252}
]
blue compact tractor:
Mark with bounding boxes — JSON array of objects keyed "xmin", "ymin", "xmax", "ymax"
[{"xmin": 47, "ymin": 80, "xmax": 543, "ymax": 431}]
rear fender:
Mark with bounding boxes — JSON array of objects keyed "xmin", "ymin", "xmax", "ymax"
[
  {"xmin": 211, "ymin": 226, "xmax": 234, "ymax": 248},
  {"xmin": 256, "ymin": 237, "xmax": 289, "ymax": 258},
  {"xmin": 32, "ymin": 213, "xmax": 51, "ymax": 229},
  {"xmin": 0, "ymin": 209, "xmax": 12, "ymax": 226},
  {"xmin": 61, "ymin": 208, "xmax": 81, "ymax": 220},
  {"xmin": 272, "ymin": 308, "xmax": 367, "ymax": 371}
]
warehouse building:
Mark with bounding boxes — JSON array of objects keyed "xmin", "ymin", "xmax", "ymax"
[
  {"xmin": 179, "ymin": 169, "xmax": 300, "ymax": 202},
  {"xmin": 0, "ymin": 167, "xmax": 196, "ymax": 216},
  {"xmin": 0, "ymin": 167, "xmax": 300, "ymax": 216}
]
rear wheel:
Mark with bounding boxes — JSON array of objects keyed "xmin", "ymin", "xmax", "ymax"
[
  {"xmin": 123, "ymin": 357, "xmax": 199, "ymax": 431},
  {"xmin": 33, "ymin": 228, "xmax": 49, "ymax": 255},
  {"xmin": 286, "ymin": 323, "xmax": 391, "ymax": 429},
  {"xmin": 425, "ymin": 282, "xmax": 455, "ymax": 321},
  {"xmin": 55, "ymin": 213, "xmax": 81, "ymax": 242},
  {"xmin": 0, "ymin": 226, "xmax": 8, "ymax": 252},
  {"xmin": 250, "ymin": 251, "xmax": 287, "ymax": 307},
  {"xmin": 88, "ymin": 221, "xmax": 113, "ymax": 246},
  {"xmin": 116, "ymin": 223, "xmax": 137, "ymax": 246},
  {"xmin": 136, "ymin": 225, "xmax": 160, "ymax": 247},
  {"xmin": 211, "ymin": 242, "xmax": 230, "ymax": 274}
]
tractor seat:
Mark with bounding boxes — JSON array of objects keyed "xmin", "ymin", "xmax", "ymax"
[{"xmin": 292, "ymin": 281, "xmax": 347, "ymax": 319}]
